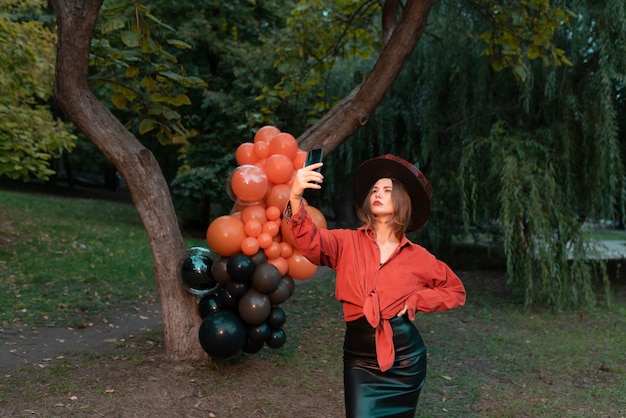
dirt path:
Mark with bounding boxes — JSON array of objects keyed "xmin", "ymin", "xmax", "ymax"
[{"xmin": 0, "ymin": 301, "xmax": 162, "ymax": 375}]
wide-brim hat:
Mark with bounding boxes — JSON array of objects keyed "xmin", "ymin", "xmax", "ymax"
[{"xmin": 353, "ymin": 154, "xmax": 433, "ymax": 232}]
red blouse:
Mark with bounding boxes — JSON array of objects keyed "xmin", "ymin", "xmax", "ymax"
[{"xmin": 287, "ymin": 203, "xmax": 466, "ymax": 371}]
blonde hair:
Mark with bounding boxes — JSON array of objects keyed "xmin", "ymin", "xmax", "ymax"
[{"xmin": 357, "ymin": 178, "xmax": 412, "ymax": 240}]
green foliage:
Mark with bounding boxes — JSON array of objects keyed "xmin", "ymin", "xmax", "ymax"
[
  {"xmin": 460, "ymin": 122, "xmax": 599, "ymax": 308},
  {"xmin": 316, "ymin": 0, "xmax": 624, "ymax": 309},
  {"xmin": 170, "ymin": 156, "xmax": 235, "ymax": 228},
  {"xmin": 258, "ymin": 0, "xmax": 380, "ymax": 126},
  {"xmin": 90, "ymin": 1, "xmax": 207, "ymax": 146},
  {"xmin": 475, "ymin": 0, "xmax": 575, "ymax": 81},
  {"xmin": 0, "ymin": 0, "xmax": 76, "ymax": 180},
  {"xmin": 140, "ymin": 1, "xmax": 298, "ymax": 223},
  {"xmin": 428, "ymin": 0, "xmax": 625, "ymax": 309}
]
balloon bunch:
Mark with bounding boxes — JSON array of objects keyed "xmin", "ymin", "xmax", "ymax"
[{"xmin": 180, "ymin": 126, "xmax": 327, "ymax": 359}]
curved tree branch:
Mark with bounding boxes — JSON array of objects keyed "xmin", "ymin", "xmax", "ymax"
[
  {"xmin": 50, "ymin": 0, "xmax": 204, "ymax": 361},
  {"xmin": 298, "ymin": 0, "xmax": 435, "ymax": 153}
]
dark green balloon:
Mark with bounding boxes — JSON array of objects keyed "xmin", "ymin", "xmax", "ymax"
[
  {"xmin": 247, "ymin": 322, "xmax": 271, "ymax": 343},
  {"xmin": 267, "ymin": 306, "xmax": 286, "ymax": 329},
  {"xmin": 198, "ymin": 310, "xmax": 246, "ymax": 358},
  {"xmin": 227, "ymin": 280, "xmax": 250, "ymax": 299},
  {"xmin": 227, "ymin": 253, "xmax": 255, "ymax": 283},
  {"xmin": 198, "ymin": 292, "xmax": 220, "ymax": 319},
  {"xmin": 242, "ymin": 338, "xmax": 264, "ymax": 354},
  {"xmin": 217, "ymin": 286, "xmax": 238, "ymax": 310},
  {"xmin": 180, "ymin": 247, "xmax": 216, "ymax": 295},
  {"xmin": 266, "ymin": 328, "xmax": 287, "ymax": 349}
]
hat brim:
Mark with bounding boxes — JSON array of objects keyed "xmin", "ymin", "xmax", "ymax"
[{"xmin": 353, "ymin": 155, "xmax": 432, "ymax": 232}]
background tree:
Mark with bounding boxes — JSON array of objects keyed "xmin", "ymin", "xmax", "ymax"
[
  {"xmin": 48, "ymin": 0, "xmax": 452, "ymax": 361},
  {"xmin": 51, "ymin": 0, "xmax": 206, "ymax": 360},
  {"xmin": 45, "ymin": 0, "xmax": 602, "ymax": 362},
  {"xmin": 0, "ymin": 0, "xmax": 75, "ymax": 180}
]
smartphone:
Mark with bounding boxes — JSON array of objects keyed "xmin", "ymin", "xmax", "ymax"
[{"xmin": 305, "ymin": 148, "xmax": 325, "ymax": 172}]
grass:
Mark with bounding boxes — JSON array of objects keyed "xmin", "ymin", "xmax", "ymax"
[
  {"xmin": 0, "ymin": 189, "xmax": 206, "ymax": 328},
  {"xmin": 0, "ymin": 188, "xmax": 625, "ymax": 417}
]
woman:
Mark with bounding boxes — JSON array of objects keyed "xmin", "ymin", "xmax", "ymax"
[{"xmin": 285, "ymin": 154, "xmax": 466, "ymax": 418}]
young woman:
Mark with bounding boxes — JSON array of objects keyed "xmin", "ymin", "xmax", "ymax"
[{"xmin": 285, "ymin": 154, "xmax": 466, "ymax": 418}]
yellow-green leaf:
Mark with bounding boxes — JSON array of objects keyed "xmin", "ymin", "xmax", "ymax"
[
  {"xmin": 111, "ymin": 92, "xmax": 127, "ymax": 109},
  {"xmin": 139, "ymin": 118, "xmax": 158, "ymax": 134},
  {"xmin": 166, "ymin": 39, "xmax": 192, "ymax": 50},
  {"xmin": 120, "ymin": 31, "xmax": 139, "ymax": 48},
  {"xmin": 125, "ymin": 66, "xmax": 140, "ymax": 78}
]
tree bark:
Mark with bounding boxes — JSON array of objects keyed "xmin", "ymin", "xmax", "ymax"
[
  {"xmin": 50, "ymin": 0, "xmax": 204, "ymax": 361},
  {"xmin": 298, "ymin": 0, "xmax": 435, "ymax": 152}
]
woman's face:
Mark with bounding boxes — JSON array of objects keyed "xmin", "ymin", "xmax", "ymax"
[{"xmin": 369, "ymin": 178, "xmax": 395, "ymax": 218}]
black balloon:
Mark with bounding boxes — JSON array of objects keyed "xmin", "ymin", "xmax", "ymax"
[
  {"xmin": 227, "ymin": 253, "xmax": 255, "ymax": 283},
  {"xmin": 266, "ymin": 328, "xmax": 287, "ymax": 349},
  {"xmin": 217, "ymin": 286, "xmax": 238, "ymax": 310},
  {"xmin": 238, "ymin": 288, "xmax": 271, "ymax": 325},
  {"xmin": 252, "ymin": 263, "xmax": 282, "ymax": 294},
  {"xmin": 247, "ymin": 322, "xmax": 271, "ymax": 343},
  {"xmin": 198, "ymin": 310, "xmax": 246, "ymax": 358},
  {"xmin": 180, "ymin": 247, "xmax": 216, "ymax": 295},
  {"xmin": 211, "ymin": 257, "xmax": 231, "ymax": 284},
  {"xmin": 226, "ymin": 280, "xmax": 250, "ymax": 299},
  {"xmin": 267, "ymin": 306, "xmax": 287, "ymax": 329},
  {"xmin": 242, "ymin": 338, "xmax": 265, "ymax": 354},
  {"xmin": 198, "ymin": 292, "xmax": 220, "ymax": 319}
]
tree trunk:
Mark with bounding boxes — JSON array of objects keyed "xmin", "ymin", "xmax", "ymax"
[
  {"xmin": 298, "ymin": 0, "xmax": 434, "ymax": 152},
  {"xmin": 50, "ymin": 0, "xmax": 204, "ymax": 361}
]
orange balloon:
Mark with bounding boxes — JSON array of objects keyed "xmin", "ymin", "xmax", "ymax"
[
  {"xmin": 254, "ymin": 125, "xmax": 281, "ymax": 143},
  {"xmin": 266, "ymin": 184, "xmax": 291, "ymax": 212},
  {"xmin": 253, "ymin": 140, "xmax": 270, "ymax": 159},
  {"xmin": 235, "ymin": 142, "xmax": 258, "ymax": 166},
  {"xmin": 269, "ymin": 132, "xmax": 298, "ymax": 160},
  {"xmin": 230, "ymin": 165, "xmax": 269, "ymax": 203},
  {"xmin": 255, "ymin": 158, "xmax": 267, "ymax": 172},
  {"xmin": 206, "ymin": 215, "xmax": 246, "ymax": 257},
  {"xmin": 280, "ymin": 241, "xmax": 294, "ymax": 258},
  {"xmin": 244, "ymin": 219, "xmax": 263, "ymax": 237},
  {"xmin": 241, "ymin": 236, "xmax": 260, "ymax": 256},
  {"xmin": 306, "ymin": 205, "xmax": 328, "ymax": 230},
  {"xmin": 264, "ymin": 154, "xmax": 294, "ymax": 184},
  {"xmin": 264, "ymin": 241, "xmax": 282, "ymax": 259},
  {"xmin": 266, "ymin": 205, "xmax": 281, "ymax": 221},
  {"xmin": 241, "ymin": 205, "xmax": 268, "ymax": 225},
  {"xmin": 257, "ymin": 232, "xmax": 273, "ymax": 249},
  {"xmin": 293, "ymin": 149, "xmax": 307, "ymax": 169},
  {"xmin": 263, "ymin": 220, "xmax": 280, "ymax": 237},
  {"xmin": 287, "ymin": 250, "xmax": 318, "ymax": 280},
  {"xmin": 267, "ymin": 256, "xmax": 288, "ymax": 276}
]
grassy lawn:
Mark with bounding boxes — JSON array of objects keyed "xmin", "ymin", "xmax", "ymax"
[{"xmin": 0, "ymin": 188, "xmax": 624, "ymax": 417}]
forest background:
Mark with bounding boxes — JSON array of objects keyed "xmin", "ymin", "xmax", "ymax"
[{"xmin": 1, "ymin": 0, "xmax": 626, "ymax": 355}]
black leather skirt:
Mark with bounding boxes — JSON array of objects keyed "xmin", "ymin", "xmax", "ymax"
[{"xmin": 343, "ymin": 315, "xmax": 427, "ymax": 418}]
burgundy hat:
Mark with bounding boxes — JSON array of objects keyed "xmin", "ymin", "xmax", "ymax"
[{"xmin": 353, "ymin": 154, "xmax": 433, "ymax": 232}]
